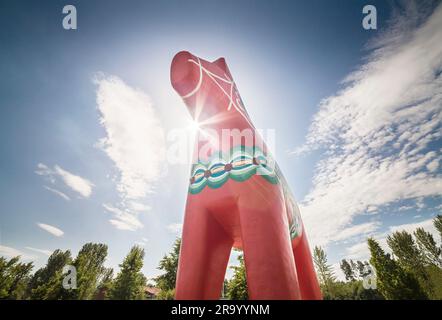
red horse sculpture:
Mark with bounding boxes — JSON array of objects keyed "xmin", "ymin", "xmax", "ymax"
[{"xmin": 171, "ymin": 51, "xmax": 322, "ymax": 300}]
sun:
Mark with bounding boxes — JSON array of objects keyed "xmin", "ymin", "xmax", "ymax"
[{"xmin": 188, "ymin": 120, "xmax": 201, "ymax": 133}]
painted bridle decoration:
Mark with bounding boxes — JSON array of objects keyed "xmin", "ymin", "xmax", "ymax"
[{"xmin": 182, "ymin": 57, "xmax": 254, "ymax": 128}]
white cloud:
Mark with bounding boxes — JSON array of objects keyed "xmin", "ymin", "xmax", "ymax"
[
  {"xmin": 346, "ymin": 242, "xmax": 371, "ymax": 260},
  {"xmin": 0, "ymin": 245, "xmax": 36, "ymax": 260},
  {"xmin": 332, "ymin": 221, "xmax": 381, "ymax": 243},
  {"xmin": 345, "ymin": 236, "xmax": 390, "ymax": 261},
  {"xmin": 129, "ymin": 202, "xmax": 152, "ymax": 212},
  {"xmin": 389, "ymin": 217, "xmax": 439, "ymax": 241},
  {"xmin": 103, "ymin": 204, "xmax": 143, "ymax": 231},
  {"xmin": 54, "ymin": 166, "xmax": 93, "ymax": 198},
  {"xmin": 37, "ymin": 222, "xmax": 64, "ymax": 237},
  {"xmin": 36, "ymin": 163, "xmax": 93, "ymax": 198},
  {"xmin": 416, "ymin": 197, "xmax": 426, "ymax": 210},
  {"xmin": 95, "ymin": 75, "xmax": 165, "ymax": 231},
  {"xmin": 135, "ymin": 237, "xmax": 149, "ymax": 247},
  {"xmin": 344, "ymin": 217, "xmax": 439, "ymax": 261},
  {"xmin": 0, "ymin": 245, "xmax": 37, "ymax": 260},
  {"xmin": 294, "ymin": 3, "xmax": 442, "ymax": 247},
  {"xmin": 36, "ymin": 163, "xmax": 55, "ymax": 183},
  {"xmin": 167, "ymin": 223, "xmax": 183, "ymax": 234},
  {"xmin": 43, "ymin": 186, "xmax": 70, "ymax": 201},
  {"xmin": 95, "ymin": 75, "xmax": 165, "ymax": 200},
  {"xmin": 0, "ymin": 245, "xmax": 24, "ymax": 258},
  {"xmin": 332, "ymin": 262, "xmax": 346, "ymax": 282},
  {"xmin": 426, "ymin": 158, "xmax": 439, "ymax": 172},
  {"xmin": 25, "ymin": 247, "xmax": 53, "ymax": 256}
]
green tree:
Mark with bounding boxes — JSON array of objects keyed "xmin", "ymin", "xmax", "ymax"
[
  {"xmin": 222, "ymin": 279, "xmax": 228, "ymax": 299},
  {"xmin": 387, "ymin": 231, "xmax": 433, "ymax": 295},
  {"xmin": 387, "ymin": 231, "xmax": 425, "ymax": 269},
  {"xmin": 62, "ymin": 243, "xmax": 109, "ymax": 300},
  {"xmin": 28, "ymin": 249, "xmax": 72, "ymax": 300},
  {"xmin": 336, "ymin": 258, "xmax": 384, "ymax": 300},
  {"xmin": 434, "ymin": 215, "xmax": 442, "ymax": 241},
  {"xmin": 155, "ymin": 238, "xmax": 180, "ymax": 293},
  {"xmin": 313, "ymin": 246, "xmax": 336, "ymax": 299},
  {"xmin": 95, "ymin": 267, "xmax": 113, "ymax": 299},
  {"xmin": 156, "ymin": 288, "xmax": 175, "ymax": 300},
  {"xmin": 110, "ymin": 246, "xmax": 146, "ymax": 300},
  {"xmin": 338, "ymin": 280, "xmax": 384, "ymax": 300},
  {"xmin": 368, "ymin": 238, "xmax": 427, "ymax": 300},
  {"xmin": 414, "ymin": 228, "xmax": 442, "ymax": 268},
  {"xmin": 356, "ymin": 260, "xmax": 371, "ymax": 279},
  {"xmin": 340, "ymin": 259, "xmax": 356, "ymax": 281},
  {"xmin": 0, "ymin": 256, "xmax": 33, "ymax": 299},
  {"xmin": 226, "ymin": 251, "xmax": 248, "ymax": 300}
]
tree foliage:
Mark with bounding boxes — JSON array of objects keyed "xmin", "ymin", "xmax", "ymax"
[
  {"xmin": 110, "ymin": 246, "xmax": 146, "ymax": 300},
  {"xmin": 62, "ymin": 243, "xmax": 108, "ymax": 300},
  {"xmin": 96, "ymin": 267, "xmax": 114, "ymax": 299},
  {"xmin": 368, "ymin": 238, "xmax": 427, "ymax": 300},
  {"xmin": 156, "ymin": 288, "xmax": 175, "ymax": 300},
  {"xmin": 340, "ymin": 259, "xmax": 355, "ymax": 281},
  {"xmin": 0, "ymin": 256, "xmax": 33, "ymax": 299},
  {"xmin": 387, "ymin": 230, "xmax": 434, "ymax": 296},
  {"xmin": 28, "ymin": 249, "xmax": 72, "ymax": 300},
  {"xmin": 313, "ymin": 246, "xmax": 336, "ymax": 299},
  {"xmin": 226, "ymin": 251, "xmax": 248, "ymax": 300},
  {"xmin": 414, "ymin": 228, "xmax": 441, "ymax": 268},
  {"xmin": 434, "ymin": 215, "xmax": 442, "ymax": 240},
  {"xmin": 155, "ymin": 238, "xmax": 181, "ymax": 292},
  {"xmin": 2, "ymin": 215, "xmax": 441, "ymax": 300}
]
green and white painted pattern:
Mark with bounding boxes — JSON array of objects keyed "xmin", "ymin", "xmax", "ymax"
[
  {"xmin": 188, "ymin": 146, "xmax": 278, "ymax": 194},
  {"xmin": 188, "ymin": 145, "xmax": 302, "ymax": 240}
]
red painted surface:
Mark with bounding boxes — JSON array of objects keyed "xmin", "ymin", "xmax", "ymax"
[{"xmin": 171, "ymin": 51, "xmax": 322, "ymax": 300}]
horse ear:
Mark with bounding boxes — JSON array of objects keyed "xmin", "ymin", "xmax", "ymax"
[
  {"xmin": 213, "ymin": 57, "xmax": 227, "ymax": 70},
  {"xmin": 212, "ymin": 57, "xmax": 233, "ymax": 78}
]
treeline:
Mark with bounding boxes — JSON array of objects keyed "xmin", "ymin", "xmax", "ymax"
[
  {"xmin": 0, "ymin": 244, "xmax": 149, "ymax": 300},
  {"xmin": 222, "ymin": 215, "xmax": 442, "ymax": 300},
  {"xmin": 312, "ymin": 215, "xmax": 442, "ymax": 300},
  {"xmin": 1, "ymin": 215, "xmax": 441, "ymax": 300},
  {"xmin": 0, "ymin": 236, "xmax": 231, "ymax": 300}
]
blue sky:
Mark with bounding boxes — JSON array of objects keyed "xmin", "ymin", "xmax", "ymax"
[{"xmin": 0, "ymin": 0, "xmax": 441, "ymax": 281}]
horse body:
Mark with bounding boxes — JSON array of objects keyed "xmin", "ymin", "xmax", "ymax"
[{"xmin": 171, "ymin": 51, "xmax": 321, "ymax": 300}]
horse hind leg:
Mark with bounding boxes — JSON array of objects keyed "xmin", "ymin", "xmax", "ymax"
[
  {"xmin": 238, "ymin": 199, "xmax": 301, "ymax": 300},
  {"xmin": 292, "ymin": 229, "xmax": 323, "ymax": 300}
]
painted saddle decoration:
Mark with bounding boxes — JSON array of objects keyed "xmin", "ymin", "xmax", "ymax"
[{"xmin": 171, "ymin": 51, "xmax": 322, "ymax": 300}]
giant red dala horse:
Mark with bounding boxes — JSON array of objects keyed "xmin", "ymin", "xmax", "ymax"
[{"xmin": 171, "ymin": 51, "xmax": 322, "ymax": 300}]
